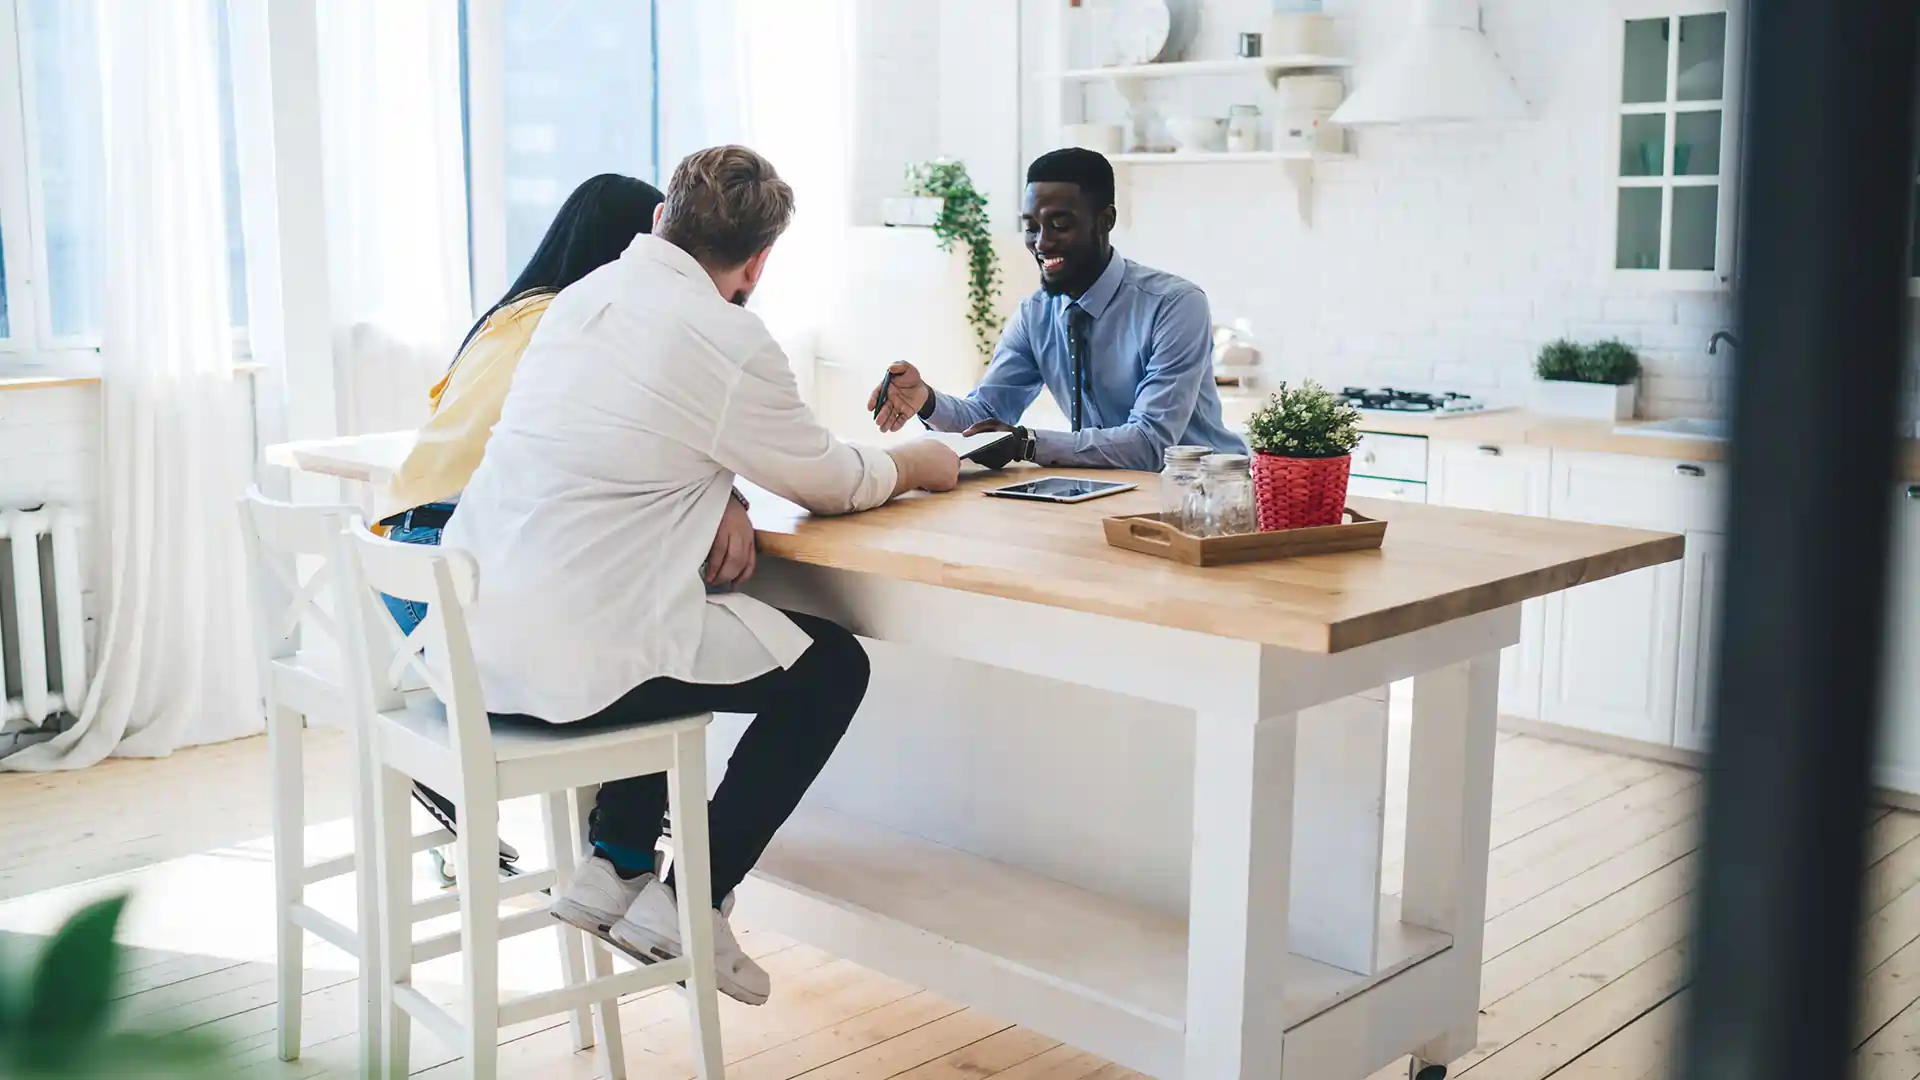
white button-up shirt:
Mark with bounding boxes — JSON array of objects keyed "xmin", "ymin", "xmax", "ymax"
[{"xmin": 443, "ymin": 236, "xmax": 899, "ymax": 722}]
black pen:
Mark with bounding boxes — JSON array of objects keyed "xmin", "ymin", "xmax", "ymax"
[{"xmin": 872, "ymin": 369, "xmax": 894, "ymax": 423}]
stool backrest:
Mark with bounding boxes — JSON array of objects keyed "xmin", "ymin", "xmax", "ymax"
[
  {"xmin": 334, "ymin": 519, "xmax": 495, "ymax": 781},
  {"xmin": 238, "ymin": 489, "xmax": 365, "ymax": 709}
]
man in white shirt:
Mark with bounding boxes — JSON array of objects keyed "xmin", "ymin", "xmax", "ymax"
[{"xmin": 444, "ymin": 146, "xmax": 960, "ymax": 1005}]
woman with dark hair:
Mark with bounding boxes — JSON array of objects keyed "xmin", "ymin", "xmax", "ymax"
[
  {"xmin": 374, "ymin": 173, "xmax": 666, "ymax": 596},
  {"xmin": 371, "ymin": 173, "xmax": 665, "ymax": 880}
]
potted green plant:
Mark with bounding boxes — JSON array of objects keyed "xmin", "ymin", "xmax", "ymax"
[
  {"xmin": 1244, "ymin": 380, "xmax": 1362, "ymax": 530},
  {"xmin": 888, "ymin": 160, "xmax": 1003, "ymax": 361},
  {"xmin": 0, "ymin": 893, "xmax": 230, "ymax": 1078},
  {"xmin": 1530, "ymin": 337, "xmax": 1643, "ymax": 420}
]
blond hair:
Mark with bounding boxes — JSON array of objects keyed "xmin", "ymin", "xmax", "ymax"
[{"xmin": 656, "ymin": 146, "xmax": 796, "ymax": 269}]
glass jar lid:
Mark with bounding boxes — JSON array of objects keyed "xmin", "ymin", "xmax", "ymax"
[
  {"xmin": 1165, "ymin": 445, "xmax": 1213, "ymax": 463},
  {"xmin": 1203, "ymin": 453, "xmax": 1251, "ymax": 473}
]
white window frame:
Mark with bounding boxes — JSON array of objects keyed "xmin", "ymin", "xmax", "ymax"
[
  {"xmin": 0, "ymin": 0, "xmax": 253, "ymax": 370},
  {"xmin": 1603, "ymin": 0, "xmax": 1747, "ymax": 293}
]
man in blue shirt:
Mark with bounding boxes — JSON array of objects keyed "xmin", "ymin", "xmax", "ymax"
[{"xmin": 868, "ymin": 148, "xmax": 1245, "ymax": 470}]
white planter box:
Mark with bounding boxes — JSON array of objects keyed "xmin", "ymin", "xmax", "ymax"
[
  {"xmin": 881, "ymin": 197, "xmax": 944, "ymax": 228},
  {"xmin": 1529, "ymin": 379, "xmax": 1637, "ymax": 420}
]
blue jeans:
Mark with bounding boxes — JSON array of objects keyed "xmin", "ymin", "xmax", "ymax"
[{"xmin": 379, "ymin": 511, "xmax": 448, "ymax": 635}]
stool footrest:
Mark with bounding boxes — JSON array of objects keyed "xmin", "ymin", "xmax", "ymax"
[
  {"xmin": 302, "ymin": 828, "xmax": 453, "ymax": 886},
  {"xmin": 412, "ymin": 905, "xmax": 554, "ymax": 965},
  {"xmin": 410, "ymin": 866, "xmax": 555, "ymax": 922},
  {"xmin": 289, "ymin": 903, "xmax": 358, "ymax": 954},
  {"xmin": 497, "ymin": 959, "xmax": 692, "ymax": 1028}
]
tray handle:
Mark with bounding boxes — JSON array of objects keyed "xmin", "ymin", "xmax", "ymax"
[{"xmin": 1126, "ymin": 517, "xmax": 1179, "ymax": 547}]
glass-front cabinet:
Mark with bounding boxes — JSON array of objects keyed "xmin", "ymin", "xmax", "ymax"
[{"xmin": 1608, "ymin": 0, "xmax": 1746, "ymax": 289}]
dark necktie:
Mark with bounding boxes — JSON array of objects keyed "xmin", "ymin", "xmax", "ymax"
[{"xmin": 1068, "ymin": 306, "xmax": 1092, "ymax": 432}]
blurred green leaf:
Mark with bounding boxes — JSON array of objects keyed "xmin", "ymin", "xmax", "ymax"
[{"xmin": 18, "ymin": 895, "xmax": 127, "ymax": 1071}]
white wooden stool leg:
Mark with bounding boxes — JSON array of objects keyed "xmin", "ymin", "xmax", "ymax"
[
  {"xmin": 569, "ymin": 786, "xmax": 628, "ymax": 1080},
  {"xmin": 542, "ymin": 791, "xmax": 595, "ymax": 1052},
  {"xmin": 374, "ymin": 764, "xmax": 415, "ymax": 1080},
  {"xmin": 1404, "ymin": 652, "xmax": 1500, "ymax": 1067},
  {"xmin": 457, "ymin": 792, "xmax": 502, "ymax": 1077},
  {"xmin": 268, "ymin": 704, "xmax": 305, "ymax": 1062},
  {"xmin": 349, "ymin": 714, "xmax": 385, "ymax": 1080},
  {"xmin": 667, "ymin": 731, "xmax": 725, "ymax": 1080}
]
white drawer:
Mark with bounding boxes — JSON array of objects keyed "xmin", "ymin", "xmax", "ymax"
[
  {"xmin": 1548, "ymin": 451, "xmax": 1726, "ymax": 533},
  {"xmin": 1352, "ymin": 432, "xmax": 1428, "ymax": 483},
  {"xmin": 1348, "ymin": 475, "xmax": 1428, "ymax": 503}
]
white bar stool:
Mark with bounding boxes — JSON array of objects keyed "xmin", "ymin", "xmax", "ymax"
[
  {"xmin": 237, "ymin": 491, "xmax": 561, "ymax": 1076},
  {"xmin": 333, "ymin": 521, "xmax": 725, "ymax": 1080}
]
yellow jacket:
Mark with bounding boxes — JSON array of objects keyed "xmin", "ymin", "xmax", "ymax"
[{"xmin": 375, "ymin": 292, "xmax": 553, "ymax": 521}]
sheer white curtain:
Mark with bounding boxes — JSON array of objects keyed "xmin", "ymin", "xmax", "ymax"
[
  {"xmin": 316, "ymin": 0, "xmax": 471, "ymax": 436},
  {"xmin": 7, "ymin": 0, "xmax": 259, "ymax": 770}
]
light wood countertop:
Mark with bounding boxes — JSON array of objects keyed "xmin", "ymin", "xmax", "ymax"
[{"xmin": 746, "ymin": 467, "xmax": 1682, "ymax": 654}]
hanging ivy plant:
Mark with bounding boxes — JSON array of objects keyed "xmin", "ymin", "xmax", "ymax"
[{"xmin": 906, "ymin": 159, "xmax": 1002, "ymax": 362}]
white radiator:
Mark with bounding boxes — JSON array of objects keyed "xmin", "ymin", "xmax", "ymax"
[{"xmin": 1, "ymin": 507, "xmax": 87, "ymax": 725}]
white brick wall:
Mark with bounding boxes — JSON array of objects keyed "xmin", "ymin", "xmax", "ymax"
[{"xmin": 1013, "ymin": 0, "xmax": 1919, "ymax": 422}]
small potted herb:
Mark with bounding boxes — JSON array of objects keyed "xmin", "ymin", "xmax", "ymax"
[
  {"xmin": 1530, "ymin": 338, "xmax": 1643, "ymax": 420},
  {"xmin": 1244, "ymin": 381, "xmax": 1362, "ymax": 530}
]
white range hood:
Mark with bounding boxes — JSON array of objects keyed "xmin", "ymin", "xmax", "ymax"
[{"xmin": 1329, "ymin": 0, "xmax": 1528, "ymax": 126}]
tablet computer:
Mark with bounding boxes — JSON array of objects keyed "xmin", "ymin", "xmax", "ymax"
[{"xmin": 983, "ymin": 476, "xmax": 1138, "ymax": 504}]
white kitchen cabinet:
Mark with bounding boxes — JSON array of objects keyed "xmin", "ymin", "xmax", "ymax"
[
  {"xmin": 1430, "ymin": 440, "xmax": 1553, "ymax": 720},
  {"xmin": 1541, "ymin": 452, "xmax": 1722, "ymax": 745},
  {"xmin": 1607, "ymin": 0, "xmax": 1747, "ymax": 290},
  {"xmin": 1875, "ymin": 484, "xmax": 1920, "ymax": 795},
  {"xmin": 1672, "ymin": 529, "xmax": 1726, "ymax": 751}
]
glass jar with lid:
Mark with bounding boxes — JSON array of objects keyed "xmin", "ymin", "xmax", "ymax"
[
  {"xmin": 1202, "ymin": 453, "xmax": 1257, "ymax": 537},
  {"xmin": 1160, "ymin": 445, "xmax": 1212, "ymax": 534}
]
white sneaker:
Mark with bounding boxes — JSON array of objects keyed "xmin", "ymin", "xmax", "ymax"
[
  {"xmin": 611, "ymin": 879, "xmax": 769, "ymax": 1006},
  {"xmin": 550, "ymin": 856, "xmax": 651, "ymax": 937}
]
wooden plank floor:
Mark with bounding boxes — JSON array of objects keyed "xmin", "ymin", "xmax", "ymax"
[{"xmin": 2, "ymin": 724, "xmax": 1917, "ymax": 1079}]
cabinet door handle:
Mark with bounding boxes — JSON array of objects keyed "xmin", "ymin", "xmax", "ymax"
[
  {"xmin": 1675, "ymin": 464, "xmax": 1706, "ymax": 477},
  {"xmin": 1477, "ymin": 444, "xmax": 1502, "ymax": 457}
]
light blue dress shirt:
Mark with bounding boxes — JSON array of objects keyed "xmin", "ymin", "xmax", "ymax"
[{"xmin": 926, "ymin": 250, "xmax": 1246, "ymax": 470}]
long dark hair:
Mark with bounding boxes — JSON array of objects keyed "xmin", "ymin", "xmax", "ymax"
[{"xmin": 458, "ymin": 172, "xmax": 666, "ymax": 353}]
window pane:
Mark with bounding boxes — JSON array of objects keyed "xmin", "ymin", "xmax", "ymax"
[
  {"xmin": 501, "ymin": 0, "xmax": 656, "ymax": 276},
  {"xmin": 1617, "ymin": 188, "xmax": 1663, "ymax": 270},
  {"xmin": 1671, "ymin": 186, "xmax": 1719, "ymax": 271},
  {"xmin": 27, "ymin": 0, "xmax": 106, "ymax": 338},
  {"xmin": 1620, "ymin": 114, "xmax": 1667, "ymax": 177},
  {"xmin": 1676, "ymin": 13, "xmax": 1727, "ymax": 101},
  {"xmin": 1622, "ymin": 18, "xmax": 1669, "ymax": 104},
  {"xmin": 1674, "ymin": 110, "xmax": 1722, "ymax": 177},
  {"xmin": 214, "ymin": 0, "xmax": 248, "ymax": 329}
]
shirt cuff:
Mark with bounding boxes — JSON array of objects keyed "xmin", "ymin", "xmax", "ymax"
[
  {"xmin": 848, "ymin": 442, "xmax": 900, "ymax": 512},
  {"xmin": 1030, "ymin": 428, "xmax": 1073, "ymax": 466},
  {"xmin": 925, "ymin": 390, "xmax": 966, "ymax": 432}
]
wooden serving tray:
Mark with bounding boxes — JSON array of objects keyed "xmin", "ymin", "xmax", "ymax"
[{"xmin": 1103, "ymin": 509, "xmax": 1387, "ymax": 567}]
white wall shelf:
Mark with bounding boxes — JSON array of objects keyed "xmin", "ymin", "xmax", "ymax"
[
  {"xmin": 1060, "ymin": 55, "xmax": 1351, "ymax": 82},
  {"xmin": 1107, "ymin": 151, "xmax": 1353, "ymax": 227}
]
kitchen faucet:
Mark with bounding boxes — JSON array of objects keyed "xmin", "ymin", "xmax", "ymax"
[{"xmin": 1707, "ymin": 330, "xmax": 1739, "ymax": 354}]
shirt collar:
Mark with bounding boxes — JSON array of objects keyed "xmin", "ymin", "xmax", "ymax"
[
  {"xmin": 1069, "ymin": 250, "xmax": 1126, "ymax": 320},
  {"xmin": 624, "ymin": 233, "xmax": 711, "ymax": 284}
]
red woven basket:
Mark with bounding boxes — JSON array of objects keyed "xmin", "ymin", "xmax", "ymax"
[{"xmin": 1251, "ymin": 453, "xmax": 1351, "ymax": 531}]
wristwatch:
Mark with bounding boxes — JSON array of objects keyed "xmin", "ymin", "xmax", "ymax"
[
  {"xmin": 729, "ymin": 488, "xmax": 751, "ymax": 511},
  {"xmin": 1013, "ymin": 426, "xmax": 1037, "ymax": 462}
]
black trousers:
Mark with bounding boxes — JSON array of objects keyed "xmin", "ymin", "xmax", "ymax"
[{"xmin": 495, "ymin": 610, "xmax": 869, "ymax": 900}]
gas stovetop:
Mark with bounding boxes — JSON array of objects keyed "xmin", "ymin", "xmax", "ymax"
[{"xmin": 1339, "ymin": 387, "xmax": 1505, "ymax": 418}]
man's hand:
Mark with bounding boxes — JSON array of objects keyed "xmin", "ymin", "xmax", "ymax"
[
  {"xmin": 961, "ymin": 419, "xmax": 1024, "ymax": 470},
  {"xmin": 868, "ymin": 362, "xmax": 932, "ymax": 433},
  {"xmin": 887, "ymin": 439, "xmax": 962, "ymax": 496},
  {"xmin": 703, "ymin": 491, "xmax": 757, "ymax": 588}
]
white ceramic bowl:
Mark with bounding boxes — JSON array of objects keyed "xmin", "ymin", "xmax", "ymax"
[{"xmin": 1168, "ymin": 116, "xmax": 1228, "ymax": 153}]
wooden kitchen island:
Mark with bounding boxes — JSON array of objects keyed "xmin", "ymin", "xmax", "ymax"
[{"xmin": 264, "ymin": 436, "xmax": 1680, "ymax": 1080}]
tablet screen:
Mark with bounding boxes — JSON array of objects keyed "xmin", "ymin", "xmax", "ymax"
[{"xmin": 986, "ymin": 477, "xmax": 1136, "ymax": 502}]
